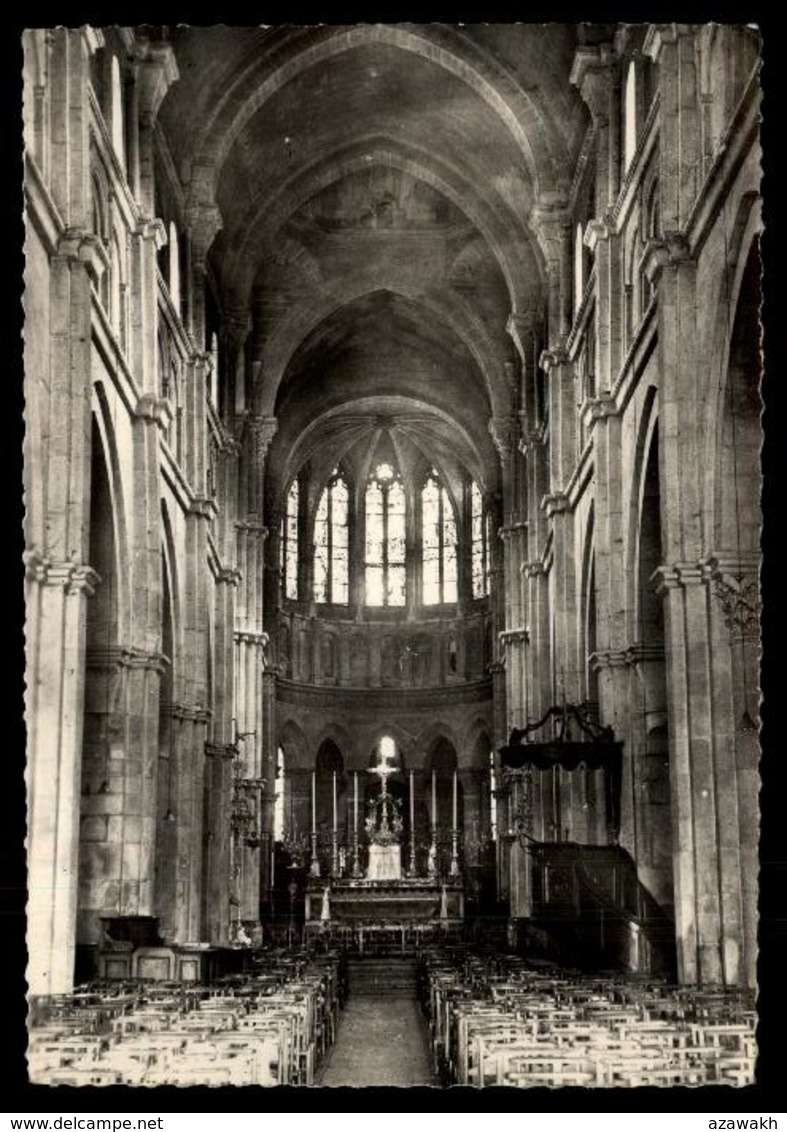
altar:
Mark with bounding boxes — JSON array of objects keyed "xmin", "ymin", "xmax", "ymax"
[
  {"xmin": 302, "ymin": 739, "xmax": 465, "ymax": 937},
  {"xmin": 305, "ymin": 878, "xmax": 464, "ymax": 924}
]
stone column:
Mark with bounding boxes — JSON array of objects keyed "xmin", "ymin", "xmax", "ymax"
[
  {"xmin": 26, "ymin": 557, "xmax": 99, "ymax": 996},
  {"xmin": 531, "ymin": 207, "xmax": 580, "ymax": 709},
  {"xmin": 26, "ymin": 27, "xmax": 99, "ymax": 997},
  {"xmin": 204, "ymin": 742, "xmax": 235, "ymax": 945},
  {"xmin": 260, "ymin": 664, "xmax": 280, "ymax": 901},
  {"xmin": 169, "ymin": 700, "xmax": 212, "ymax": 943},
  {"xmin": 136, "ymin": 42, "xmax": 179, "ymax": 220},
  {"xmin": 233, "ymin": 414, "xmax": 277, "ymax": 928},
  {"xmin": 507, "ymin": 767, "xmax": 534, "ymax": 921},
  {"xmin": 490, "ymin": 415, "xmax": 526, "ymax": 734}
]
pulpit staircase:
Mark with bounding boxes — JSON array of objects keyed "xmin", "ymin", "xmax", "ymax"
[
  {"xmin": 530, "ymin": 842, "xmax": 676, "ymax": 979},
  {"xmin": 347, "ymin": 958, "xmax": 419, "ymax": 998}
]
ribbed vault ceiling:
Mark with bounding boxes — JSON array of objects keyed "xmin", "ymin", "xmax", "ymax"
[{"xmin": 156, "ymin": 23, "xmax": 592, "ymax": 494}]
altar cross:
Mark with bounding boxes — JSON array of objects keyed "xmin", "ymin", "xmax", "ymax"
[{"xmin": 368, "ymin": 737, "xmax": 398, "ymax": 799}]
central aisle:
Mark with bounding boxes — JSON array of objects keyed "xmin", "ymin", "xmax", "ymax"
[{"xmin": 318, "ymin": 959, "xmax": 435, "ymax": 1087}]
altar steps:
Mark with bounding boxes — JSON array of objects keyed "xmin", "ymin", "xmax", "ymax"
[{"xmin": 347, "ymin": 958, "xmax": 418, "ymax": 998}]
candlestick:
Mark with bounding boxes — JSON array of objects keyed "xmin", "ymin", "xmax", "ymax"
[
  {"xmin": 309, "ymin": 770, "xmax": 319, "ymax": 878},
  {"xmin": 331, "ymin": 770, "xmax": 339, "ymax": 875},
  {"xmin": 312, "ymin": 771, "xmax": 316, "ymax": 836},
  {"xmin": 409, "ymin": 769, "xmax": 415, "ymax": 876},
  {"xmin": 432, "ymin": 770, "xmax": 436, "ymax": 828},
  {"xmin": 450, "ymin": 769, "xmax": 459, "ymax": 877},
  {"xmin": 352, "ymin": 771, "xmax": 361, "ymax": 877}
]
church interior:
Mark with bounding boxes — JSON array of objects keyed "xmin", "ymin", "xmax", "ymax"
[{"xmin": 22, "ymin": 22, "xmax": 764, "ymax": 1088}]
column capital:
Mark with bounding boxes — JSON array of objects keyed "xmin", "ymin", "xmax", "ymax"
[
  {"xmin": 645, "ymin": 23, "xmax": 700, "ymax": 62},
  {"xmin": 205, "ymin": 742, "xmax": 237, "ymax": 761},
  {"xmin": 589, "ymin": 648, "xmax": 629, "ymax": 672},
  {"xmin": 652, "ymin": 562, "xmax": 707, "ymax": 594},
  {"xmin": 135, "ymin": 217, "xmax": 168, "ymax": 249},
  {"xmin": 622, "ymin": 641, "xmax": 666, "ymax": 666},
  {"xmin": 507, "ymin": 310, "xmax": 542, "ymax": 361},
  {"xmin": 137, "ymin": 41, "xmax": 179, "ymax": 122},
  {"xmin": 55, "ymin": 229, "xmax": 108, "ymax": 282},
  {"xmin": 234, "ymin": 630, "xmax": 270, "ymax": 650},
  {"xmin": 569, "ymin": 44, "xmax": 618, "ymax": 123},
  {"xmin": 135, "ymin": 392, "xmax": 172, "ymax": 429},
  {"xmin": 186, "ymin": 200, "xmax": 223, "ymax": 267},
  {"xmin": 188, "ymin": 496, "xmax": 219, "ymax": 521},
  {"xmin": 529, "ymin": 203, "xmax": 573, "ymax": 253},
  {"xmin": 539, "ymin": 346, "xmax": 570, "ymax": 372},
  {"xmin": 27, "ymin": 555, "xmax": 101, "ymax": 596},
  {"xmin": 584, "ymin": 217, "xmax": 612, "ymax": 252},
  {"xmin": 118, "ymin": 645, "xmax": 169, "ymax": 673},
  {"xmin": 216, "ymin": 566, "xmax": 242, "ymax": 587},
  {"xmin": 541, "ymin": 492, "xmax": 571, "ymax": 518},
  {"xmin": 586, "ymin": 395, "xmax": 620, "ymax": 422},
  {"xmin": 246, "ymin": 414, "xmax": 278, "ymax": 464},
  {"xmin": 172, "ymin": 701, "xmax": 212, "ymax": 724},
  {"xmin": 518, "ymin": 423, "xmax": 547, "ymax": 456},
  {"xmin": 85, "ymin": 645, "xmax": 170, "ymax": 673},
  {"xmin": 235, "ymin": 517, "xmax": 269, "ymax": 538},
  {"xmin": 488, "ymin": 415, "xmax": 519, "ymax": 467},
  {"xmin": 521, "ymin": 560, "xmax": 547, "ymax": 579},
  {"xmin": 500, "ymin": 628, "xmax": 529, "ymax": 646}
]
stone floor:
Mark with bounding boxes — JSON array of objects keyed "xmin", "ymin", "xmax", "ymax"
[{"xmin": 318, "ymin": 995, "xmax": 436, "ymax": 1087}]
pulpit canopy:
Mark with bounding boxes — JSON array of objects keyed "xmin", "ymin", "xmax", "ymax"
[{"xmin": 498, "ymin": 704, "xmax": 623, "ymax": 839}]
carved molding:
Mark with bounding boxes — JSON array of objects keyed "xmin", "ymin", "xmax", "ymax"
[
  {"xmin": 589, "ymin": 648, "xmax": 630, "ymax": 672},
  {"xmin": 652, "ymin": 562, "xmax": 707, "ymax": 594},
  {"xmin": 204, "ymin": 742, "xmax": 237, "ymax": 760},
  {"xmin": 188, "ymin": 497, "xmax": 219, "ymax": 521},
  {"xmin": 586, "ymin": 395, "xmax": 619, "ymax": 422},
  {"xmin": 276, "ymin": 676, "xmax": 493, "ymax": 712},
  {"xmin": 541, "ymin": 492, "xmax": 571, "ymax": 518},
  {"xmin": 235, "ymin": 517, "xmax": 268, "ymax": 537},
  {"xmin": 216, "ymin": 566, "xmax": 242, "ymax": 587},
  {"xmin": 24, "ymin": 552, "xmax": 101, "ymax": 596},
  {"xmin": 172, "ymin": 702, "xmax": 212, "ymax": 724},
  {"xmin": 234, "ymin": 630, "xmax": 269, "ymax": 649},
  {"xmin": 135, "ymin": 392, "xmax": 172, "ymax": 429},
  {"xmin": 539, "ymin": 346, "xmax": 570, "ymax": 372},
  {"xmin": 584, "ymin": 217, "xmax": 611, "ymax": 252},
  {"xmin": 500, "ymin": 628, "xmax": 529, "ymax": 646},
  {"xmin": 247, "ymin": 415, "xmax": 278, "ymax": 464},
  {"xmin": 488, "ymin": 416, "xmax": 519, "ymax": 466},
  {"xmin": 521, "ymin": 560, "xmax": 547, "ymax": 579},
  {"xmin": 136, "ymin": 217, "xmax": 168, "ymax": 250},
  {"xmin": 137, "ymin": 42, "xmax": 180, "ymax": 122}
]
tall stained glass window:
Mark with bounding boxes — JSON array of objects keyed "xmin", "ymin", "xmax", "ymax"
[
  {"xmin": 471, "ymin": 481, "xmax": 491, "ymax": 598},
  {"xmin": 314, "ymin": 469, "xmax": 349, "ymax": 604},
  {"xmin": 281, "ymin": 478, "xmax": 299, "ymax": 600},
  {"xmin": 422, "ymin": 471, "xmax": 458, "ymax": 605},
  {"xmin": 365, "ymin": 462, "xmax": 406, "ymax": 607}
]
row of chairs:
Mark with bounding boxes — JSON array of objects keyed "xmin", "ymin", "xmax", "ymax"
[
  {"xmin": 29, "ymin": 948, "xmax": 343, "ymax": 1087},
  {"xmin": 420, "ymin": 946, "xmax": 756, "ymax": 1088}
]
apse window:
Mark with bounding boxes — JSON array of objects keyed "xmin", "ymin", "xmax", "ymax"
[
  {"xmin": 281, "ymin": 477, "xmax": 299, "ymax": 600},
  {"xmin": 422, "ymin": 471, "xmax": 458, "ymax": 605},
  {"xmin": 471, "ymin": 481, "xmax": 491, "ymax": 598},
  {"xmin": 365, "ymin": 463, "xmax": 406, "ymax": 607},
  {"xmin": 624, "ymin": 60, "xmax": 637, "ymax": 173},
  {"xmin": 314, "ymin": 468, "xmax": 349, "ymax": 604},
  {"xmin": 274, "ymin": 747, "xmax": 285, "ymax": 841}
]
